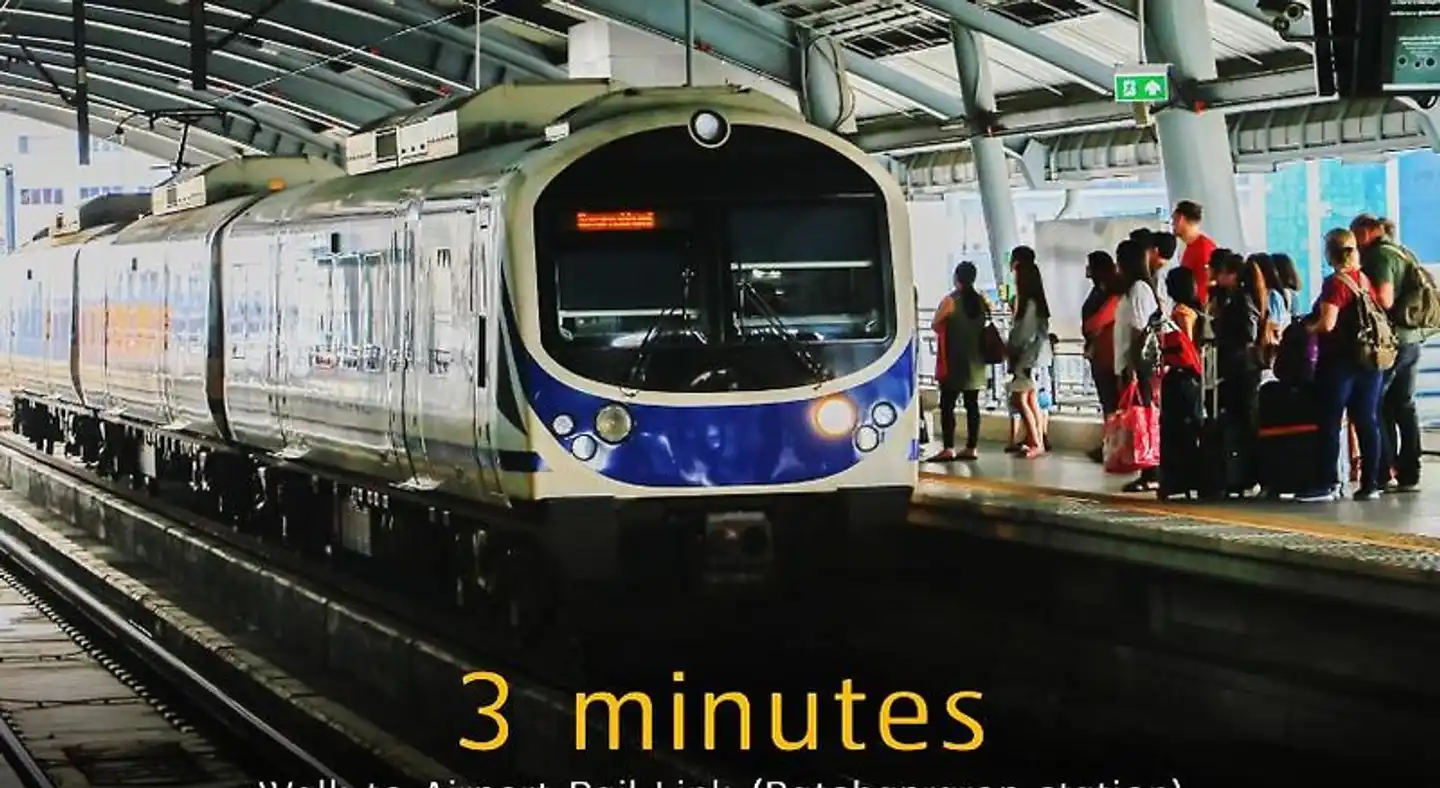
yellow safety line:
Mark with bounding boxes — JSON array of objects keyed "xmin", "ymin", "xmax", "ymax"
[{"xmin": 918, "ymin": 471, "xmax": 1440, "ymax": 556}]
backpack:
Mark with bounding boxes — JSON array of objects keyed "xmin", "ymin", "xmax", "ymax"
[
  {"xmin": 1387, "ymin": 241, "xmax": 1440, "ymax": 331},
  {"xmin": 1273, "ymin": 322, "xmax": 1319, "ymax": 385},
  {"xmin": 1132, "ymin": 283, "xmax": 1164, "ymax": 379},
  {"xmin": 1160, "ymin": 309, "xmax": 1201, "ymax": 376},
  {"xmin": 1336, "ymin": 273, "xmax": 1399, "ymax": 372}
]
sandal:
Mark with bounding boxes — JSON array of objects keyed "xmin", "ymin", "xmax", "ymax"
[
  {"xmin": 1122, "ymin": 478, "xmax": 1157, "ymax": 493},
  {"xmin": 924, "ymin": 449, "xmax": 956, "ymax": 463},
  {"xmin": 959, "ymin": 448, "xmax": 979, "ymax": 461}
]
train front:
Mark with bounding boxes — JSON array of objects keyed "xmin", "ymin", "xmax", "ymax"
[{"xmin": 509, "ymin": 90, "xmax": 916, "ymax": 584}]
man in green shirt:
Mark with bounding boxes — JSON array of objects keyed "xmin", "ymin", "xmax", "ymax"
[{"xmin": 1352, "ymin": 214, "xmax": 1422, "ymax": 491}]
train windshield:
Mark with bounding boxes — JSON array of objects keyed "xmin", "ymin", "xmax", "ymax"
[
  {"xmin": 541, "ymin": 197, "xmax": 892, "ymax": 392},
  {"xmin": 727, "ymin": 200, "xmax": 885, "ymax": 343}
]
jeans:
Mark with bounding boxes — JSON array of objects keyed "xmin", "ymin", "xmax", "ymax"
[
  {"xmin": 940, "ymin": 386, "xmax": 981, "ymax": 450},
  {"xmin": 1380, "ymin": 342, "xmax": 1423, "ymax": 485},
  {"xmin": 1318, "ymin": 361, "xmax": 1384, "ymax": 491}
]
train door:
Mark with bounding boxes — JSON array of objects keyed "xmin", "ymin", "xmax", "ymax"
[
  {"xmin": 269, "ymin": 224, "xmax": 298, "ymax": 456},
  {"xmin": 397, "ymin": 201, "xmax": 436, "ymax": 489},
  {"xmin": 471, "ymin": 195, "xmax": 505, "ymax": 503}
]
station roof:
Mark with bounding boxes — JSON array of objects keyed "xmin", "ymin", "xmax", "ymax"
[{"xmin": 0, "ymin": 1, "xmax": 1427, "ymax": 183}]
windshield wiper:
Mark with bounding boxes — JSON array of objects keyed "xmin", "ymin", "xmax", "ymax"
[
  {"xmin": 736, "ymin": 279, "xmax": 832, "ymax": 385},
  {"xmin": 624, "ymin": 266, "xmax": 696, "ymax": 388}
]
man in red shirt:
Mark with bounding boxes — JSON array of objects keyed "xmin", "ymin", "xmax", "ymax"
[{"xmin": 1171, "ymin": 200, "xmax": 1217, "ymax": 306}]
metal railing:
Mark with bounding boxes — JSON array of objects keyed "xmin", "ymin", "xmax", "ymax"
[{"xmin": 917, "ymin": 307, "xmax": 1101, "ymax": 415}]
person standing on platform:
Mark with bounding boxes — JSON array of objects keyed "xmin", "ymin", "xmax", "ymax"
[
  {"xmin": 1297, "ymin": 229, "xmax": 1388, "ymax": 503},
  {"xmin": 1006, "ymin": 247, "xmax": 1051, "ymax": 460},
  {"xmin": 1352, "ymin": 213, "xmax": 1424, "ymax": 492},
  {"xmin": 1114, "ymin": 239, "xmax": 1162, "ymax": 492},
  {"xmin": 1082, "ymin": 251, "xmax": 1122, "ymax": 463},
  {"xmin": 925, "ymin": 262, "xmax": 989, "ymax": 463},
  {"xmin": 1172, "ymin": 201, "xmax": 1217, "ymax": 306}
]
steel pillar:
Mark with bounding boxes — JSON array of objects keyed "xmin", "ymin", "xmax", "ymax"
[
  {"xmin": 1144, "ymin": 0, "xmax": 1244, "ymax": 250},
  {"xmin": 950, "ymin": 23, "xmax": 1019, "ymax": 289},
  {"xmin": 74, "ymin": 0, "xmax": 91, "ymax": 166}
]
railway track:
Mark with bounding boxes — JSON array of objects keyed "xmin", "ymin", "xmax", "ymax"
[
  {"xmin": 0, "ymin": 431, "xmax": 873, "ymax": 782},
  {"xmin": 0, "ymin": 520, "xmax": 339, "ymax": 788}
]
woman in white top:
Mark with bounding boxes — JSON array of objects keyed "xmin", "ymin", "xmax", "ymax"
[
  {"xmin": 1006, "ymin": 246, "xmax": 1051, "ymax": 459},
  {"xmin": 1113, "ymin": 238, "xmax": 1162, "ymax": 491}
]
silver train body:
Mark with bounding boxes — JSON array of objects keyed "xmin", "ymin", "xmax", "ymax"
[{"xmin": 0, "ymin": 83, "xmax": 916, "ymax": 585}]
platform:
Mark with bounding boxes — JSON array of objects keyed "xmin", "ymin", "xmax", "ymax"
[{"xmin": 913, "ymin": 442, "xmax": 1440, "ymax": 612}]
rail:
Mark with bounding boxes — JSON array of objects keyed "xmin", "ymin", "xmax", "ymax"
[
  {"xmin": 0, "ymin": 491, "xmax": 349, "ymax": 787},
  {"xmin": 0, "ymin": 714, "xmax": 53, "ymax": 788}
]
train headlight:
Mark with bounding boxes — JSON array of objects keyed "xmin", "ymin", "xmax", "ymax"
[
  {"xmin": 594, "ymin": 403, "xmax": 633, "ymax": 444},
  {"xmin": 871, "ymin": 402, "xmax": 898, "ymax": 428},
  {"xmin": 552, "ymin": 414, "xmax": 576, "ymax": 437},
  {"xmin": 688, "ymin": 110, "xmax": 730, "ymax": 148},
  {"xmin": 854, "ymin": 425, "xmax": 881, "ymax": 453},
  {"xmin": 810, "ymin": 396, "xmax": 857, "ymax": 438},
  {"xmin": 571, "ymin": 434, "xmax": 598, "ymax": 462}
]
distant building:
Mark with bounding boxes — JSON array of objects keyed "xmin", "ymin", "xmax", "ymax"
[{"xmin": 0, "ymin": 113, "xmax": 169, "ymax": 249}]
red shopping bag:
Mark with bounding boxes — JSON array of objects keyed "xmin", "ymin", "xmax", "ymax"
[{"xmin": 1103, "ymin": 380, "xmax": 1160, "ymax": 474}]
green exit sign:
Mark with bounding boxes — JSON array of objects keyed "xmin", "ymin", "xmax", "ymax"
[{"xmin": 1114, "ymin": 68, "xmax": 1170, "ymax": 103}]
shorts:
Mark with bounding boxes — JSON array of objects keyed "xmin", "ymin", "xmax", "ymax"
[
  {"xmin": 1008, "ymin": 366, "xmax": 1054, "ymax": 411},
  {"xmin": 1007, "ymin": 368, "xmax": 1035, "ymax": 393}
]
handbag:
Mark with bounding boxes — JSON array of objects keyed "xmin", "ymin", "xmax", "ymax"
[
  {"xmin": 979, "ymin": 322, "xmax": 1005, "ymax": 365},
  {"xmin": 1103, "ymin": 380, "xmax": 1161, "ymax": 474}
]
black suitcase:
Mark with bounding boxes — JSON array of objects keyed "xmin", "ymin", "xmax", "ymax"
[
  {"xmin": 1157, "ymin": 369, "xmax": 1203, "ymax": 500},
  {"xmin": 1255, "ymin": 380, "xmax": 1327, "ymax": 496},
  {"xmin": 1194, "ymin": 342, "xmax": 1256, "ymax": 500}
]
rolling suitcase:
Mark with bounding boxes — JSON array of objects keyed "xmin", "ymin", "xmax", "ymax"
[
  {"xmin": 1255, "ymin": 380, "xmax": 1326, "ymax": 496},
  {"xmin": 1195, "ymin": 343, "xmax": 1255, "ymax": 501}
]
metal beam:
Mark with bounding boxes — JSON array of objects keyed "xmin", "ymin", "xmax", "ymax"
[
  {"xmin": 856, "ymin": 67, "xmax": 1322, "ymax": 153},
  {"xmin": 894, "ymin": 98, "xmax": 1430, "ymax": 187},
  {"xmin": 189, "ymin": 0, "xmax": 208, "ymax": 91},
  {"xmin": 284, "ymin": 0, "xmax": 564, "ymax": 83},
  {"xmin": 567, "ymin": 0, "xmax": 967, "ymax": 120},
  {"xmin": 908, "ymin": 0, "xmax": 1114, "ymax": 93},
  {"xmin": 74, "ymin": 0, "xmax": 91, "ymax": 166},
  {"xmin": 8, "ymin": 2, "xmax": 399, "ymax": 127},
  {"xmin": 0, "ymin": 43, "xmax": 339, "ymax": 157}
]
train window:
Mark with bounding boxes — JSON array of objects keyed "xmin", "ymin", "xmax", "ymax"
[
  {"xmin": 552, "ymin": 240, "xmax": 706, "ymax": 347},
  {"xmin": 726, "ymin": 200, "xmax": 887, "ymax": 342}
]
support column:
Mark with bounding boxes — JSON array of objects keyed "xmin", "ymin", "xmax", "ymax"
[
  {"xmin": 1144, "ymin": 0, "xmax": 1244, "ymax": 250},
  {"xmin": 950, "ymin": 23, "xmax": 1019, "ymax": 289}
]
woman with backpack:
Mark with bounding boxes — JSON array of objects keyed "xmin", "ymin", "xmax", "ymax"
[
  {"xmin": 1156, "ymin": 267, "xmax": 1206, "ymax": 499},
  {"xmin": 1295, "ymin": 229, "xmax": 1389, "ymax": 503},
  {"xmin": 925, "ymin": 262, "xmax": 991, "ymax": 462}
]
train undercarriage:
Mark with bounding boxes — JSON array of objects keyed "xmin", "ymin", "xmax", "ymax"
[{"xmin": 9, "ymin": 394, "xmax": 909, "ymax": 644}]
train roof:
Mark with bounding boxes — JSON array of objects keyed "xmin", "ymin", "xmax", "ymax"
[
  {"xmin": 149, "ymin": 155, "xmax": 345, "ymax": 217},
  {"xmin": 343, "ymin": 81, "xmax": 803, "ymax": 177}
]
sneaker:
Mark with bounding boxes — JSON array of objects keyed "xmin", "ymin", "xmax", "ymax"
[
  {"xmin": 1353, "ymin": 487, "xmax": 1384, "ymax": 501},
  {"xmin": 1295, "ymin": 486, "xmax": 1338, "ymax": 503}
]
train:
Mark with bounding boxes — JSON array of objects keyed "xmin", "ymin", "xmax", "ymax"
[{"xmin": 0, "ymin": 81, "xmax": 917, "ymax": 625}]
